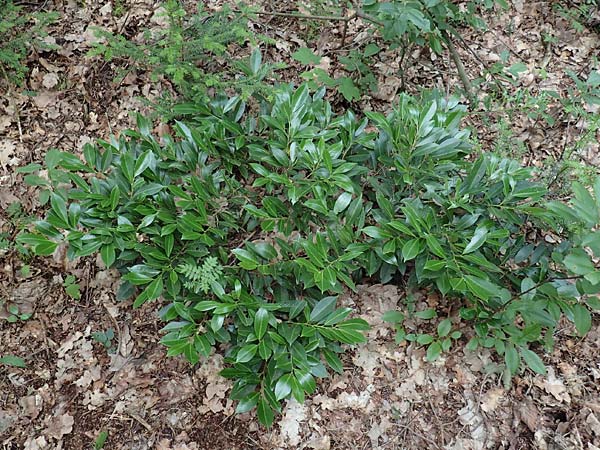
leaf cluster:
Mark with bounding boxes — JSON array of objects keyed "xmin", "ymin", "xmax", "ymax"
[{"xmin": 19, "ymin": 84, "xmax": 599, "ymax": 425}]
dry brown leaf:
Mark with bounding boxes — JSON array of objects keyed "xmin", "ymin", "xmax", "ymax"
[
  {"xmin": 44, "ymin": 413, "xmax": 74, "ymax": 440},
  {"xmin": 278, "ymin": 399, "xmax": 306, "ymax": 447},
  {"xmin": 538, "ymin": 367, "xmax": 571, "ymax": 403},
  {"xmin": 305, "ymin": 434, "xmax": 331, "ymax": 450},
  {"xmin": 587, "ymin": 412, "xmax": 600, "ymax": 437},
  {"xmin": 0, "ymin": 140, "xmax": 17, "ymax": 169},
  {"xmin": 19, "ymin": 394, "xmax": 43, "ymax": 419},
  {"xmin": 32, "ymin": 91, "xmax": 57, "ymax": 109},
  {"xmin": 480, "ymin": 388, "xmax": 505, "ymax": 413},
  {"xmin": 23, "ymin": 436, "xmax": 48, "ymax": 450},
  {"xmin": 516, "ymin": 399, "xmax": 540, "ymax": 432},
  {"xmin": 42, "ymin": 73, "xmax": 60, "ymax": 89}
]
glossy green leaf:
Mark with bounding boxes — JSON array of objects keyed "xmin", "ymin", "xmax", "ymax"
[
  {"xmin": 322, "ymin": 349, "xmax": 343, "ymax": 374},
  {"xmin": 333, "ymin": 192, "xmax": 353, "ymax": 214},
  {"xmin": 425, "ymin": 235, "xmax": 446, "ymax": 258},
  {"xmin": 236, "ymin": 344, "xmax": 258, "ymax": 363},
  {"xmin": 254, "ymin": 308, "xmax": 269, "ymax": 339},
  {"xmin": 309, "ymin": 297, "xmax": 338, "ymax": 323},
  {"xmin": 257, "ymin": 397, "xmax": 274, "ymax": 427},
  {"xmin": 402, "ymin": 238, "xmax": 421, "ymax": 261},
  {"xmin": 362, "ymin": 226, "xmax": 392, "ymax": 239},
  {"xmin": 464, "ymin": 275, "xmax": 499, "ymax": 301},
  {"xmin": 463, "ymin": 225, "xmax": 488, "ymax": 254},
  {"xmin": 100, "ymin": 244, "xmax": 116, "ymax": 268},
  {"xmin": 232, "ymin": 248, "xmax": 259, "ymax": 270},
  {"xmin": 236, "ymin": 393, "xmax": 259, "ymax": 414},
  {"xmin": 275, "ymin": 373, "xmax": 293, "ymax": 400}
]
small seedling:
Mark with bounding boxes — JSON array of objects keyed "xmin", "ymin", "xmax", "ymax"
[
  {"xmin": 63, "ymin": 275, "xmax": 81, "ymax": 300},
  {"xmin": 2, "ymin": 301, "xmax": 32, "ymax": 322},
  {"xmin": 91, "ymin": 329, "xmax": 115, "ymax": 352},
  {"xmin": 94, "ymin": 431, "xmax": 108, "ymax": 449}
]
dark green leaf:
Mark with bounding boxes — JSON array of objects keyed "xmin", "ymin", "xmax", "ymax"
[
  {"xmin": 100, "ymin": 244, "xmax": 116, "ymax": 268},
  {"xmin": 322, "ymin": 349, "xmax": 343, "ymax": 374},
  {"xmin": 309, "ymin": 297, "xmax": 337, "ymax": 323},
  {"xmin": 402, "ymin": 238, "xmax": 421, "ymax": 261},
  {"xmin": 233, "ymin": 248, "xmax": 259, "ymax": 270},
  {"xmin": 362, "ymin": 226, "xmax": 392, "ymax": 239},
  {"xmin": 236, "ymin": 344, "xmax": 258, "ymax": 363},
  {"xmin": 50, "ymin": 193, "xmax": 69, "ymax": 227},
  {"xmin": 254, "ymin": 308, "xmax": 269, "ymax": 339},
  {"xmin": 236, "ymin": 393, "xmax": 259, "ymax": 414},
  {"xmin": 464, "ymin": 275, "xmax": 500, "ymax": 301},
  {"xmin": 257, "ymin": 397, "xmax": 274, "ymax": 427},
  {"xmin": 275, "ymin": 373, "xmax": 293, "ymax": 400}
]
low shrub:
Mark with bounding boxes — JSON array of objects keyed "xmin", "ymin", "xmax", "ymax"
[{"xmin": 18, "ymin": 84, "xmax": 599, "ymax": 426}]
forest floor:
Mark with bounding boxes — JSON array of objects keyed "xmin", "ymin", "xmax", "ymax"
[{"xmin": 1, "ymin": 1, "xmax": 600, "ymax": 449}]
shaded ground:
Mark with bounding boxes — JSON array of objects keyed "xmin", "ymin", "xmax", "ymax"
[{"xmin": 1, "ymin": 1, "xmax": 599, "ymax": 449}]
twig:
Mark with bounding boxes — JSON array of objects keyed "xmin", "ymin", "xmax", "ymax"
[
  {"xmin": 441, "ymin": 31, "xmax": 475, "ymax": 106},
  {"xmin": 128, "ymin": 412, "xmax": 152, "ymax": 431},
  {"xmin": 340, "ymin": 4, "xmax": 349, "ymax": 48}
]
